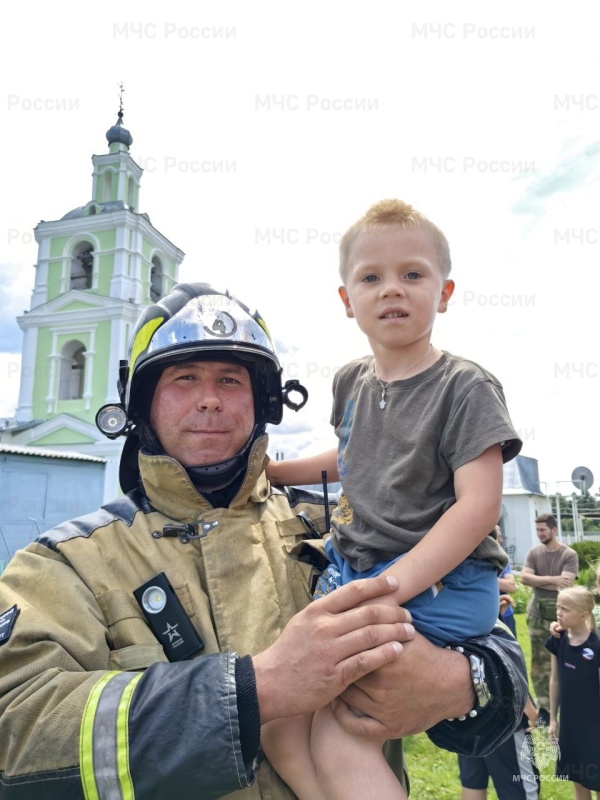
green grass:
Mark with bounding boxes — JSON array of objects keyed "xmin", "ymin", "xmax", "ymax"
[{"xmin": 403, "ymin": 614, "xmax": 573, "ymax": 799}]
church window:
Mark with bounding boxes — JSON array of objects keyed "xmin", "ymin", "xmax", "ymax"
[
  {"xmin": 150, "ymin": 256, "xmax": 164, "ymax": 302},
  {"xmin": 58, "ymin": 342, "xmax": 86, "ymax": 400},
  {"xmin": 70, "ymin": 242, "xmax": 94, "ymax": 290}
]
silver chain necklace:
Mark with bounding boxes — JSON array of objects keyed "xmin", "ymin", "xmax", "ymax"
[{"xmin": 375, "ymin": 345, "xmax": 433, "ymax": 409}]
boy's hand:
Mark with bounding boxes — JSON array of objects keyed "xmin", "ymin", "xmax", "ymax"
[{"xmin": 499, "ymin": 594, "xmax": 515, "ymax": 615}]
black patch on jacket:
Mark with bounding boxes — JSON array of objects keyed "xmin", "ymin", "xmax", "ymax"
[
  {"xmin": 37, "ymin": 491, "xmax": 144, "ymax": 551},
  {"xmin": 0, "ymin": 605, "xmax": 20, "ymax": 646}
]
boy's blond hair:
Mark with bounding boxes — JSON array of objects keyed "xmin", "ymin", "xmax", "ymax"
[
  {"xmin": 339, "ymin": 199, "xmax": 452, "ymax": 281},
  {"xmin": 558, "ymin": 586, "xmax": 598, "ymax": 634}
]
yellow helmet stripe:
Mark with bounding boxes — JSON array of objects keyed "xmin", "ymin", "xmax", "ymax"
[
  {"xmin": 254, "ymin": 314, "xmax": 276, "ymax": 347},
  {"xmin": 128, "ymin": 317, "xmax": 165, "ymax": 380}
]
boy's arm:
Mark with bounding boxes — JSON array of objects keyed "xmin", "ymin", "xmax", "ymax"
[
  {"xmin": 266, "ymin": 448, "xmax": 339, "ymax": 486},
  {"xmin": 382, "ymin": 444, "xmax": 503, "ymax": 606},
  {"xmin": 498, "ymin": 571, "xmax": 516, "ymax": 594}
]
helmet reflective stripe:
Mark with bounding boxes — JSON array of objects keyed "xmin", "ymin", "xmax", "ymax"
[
  {"xmin": 80, "ymin": 671, "xmax": 142, "ymax": 800},
  {"xmin": 128, "ymin": 316, "xmax": 165, "ymax": 384}
]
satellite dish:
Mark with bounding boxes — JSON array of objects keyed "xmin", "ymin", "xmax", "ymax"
[{"xmin": 571, "ymin": 466, "xmax": 594, "ymax": 492}]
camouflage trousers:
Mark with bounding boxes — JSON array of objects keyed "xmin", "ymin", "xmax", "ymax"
[{"xmin": 526, "ymin": 597, "xmax": 557, "ymax": 710}]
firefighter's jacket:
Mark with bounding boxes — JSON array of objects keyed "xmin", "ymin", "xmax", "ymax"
[{"xmin": 0, "ymin": 435, "xmax": 527, "ymax": 799}]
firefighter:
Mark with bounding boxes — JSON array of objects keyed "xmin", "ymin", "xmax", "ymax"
[{"xmin": 0, "ymin": 283, "xmax": 527, "ymax": 799}]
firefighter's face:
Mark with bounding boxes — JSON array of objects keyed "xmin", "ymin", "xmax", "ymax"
[{"xmin": 150, "ymin": 360, "xmax": 255, "ymax": 466}]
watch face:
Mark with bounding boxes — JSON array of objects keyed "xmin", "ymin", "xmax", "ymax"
[{"xmin": 469, "ymin": 654, "xmax": 492, "ymax": 708}]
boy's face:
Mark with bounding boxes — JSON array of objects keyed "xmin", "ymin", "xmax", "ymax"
[{"xmin": 339, "ymin": 228, "xmax": 454, "ymax": 359}]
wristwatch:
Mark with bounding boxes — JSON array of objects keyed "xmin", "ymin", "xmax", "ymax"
[{"xmin": 446, "ymin": 645, "xmax": 492, "ymax": 720}]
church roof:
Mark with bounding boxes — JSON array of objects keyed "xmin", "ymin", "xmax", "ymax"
[
  {"xmin": 1, "ymin": 420, "xmax": 45, "ymax": 434},
  {"xmin": 61, "ymin": 200, "xmax": 126, "ymax": 220}
]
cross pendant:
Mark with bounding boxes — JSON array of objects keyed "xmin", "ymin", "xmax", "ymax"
[{"xmin": 379, "ymin": 398, "xmax": 386, "ymax": 409}]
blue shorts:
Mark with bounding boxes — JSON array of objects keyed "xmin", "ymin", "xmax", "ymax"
[{"xmin": 314, "ymin": 538, "xmax": 499, "ymax": 645}]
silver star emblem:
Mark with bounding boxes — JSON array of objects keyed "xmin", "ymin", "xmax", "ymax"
[{"xmin": 162, "ymin": 622, "xmax": 182, "ymax": 642}]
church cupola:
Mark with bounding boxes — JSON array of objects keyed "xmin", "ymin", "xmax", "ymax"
[
  {"xmin": 91, "ymin": 89, "xmax": 141, "ymax": 212},
  {"xmin": 106, "ymin": 108, "xmax": 133, "ymax": 152}
]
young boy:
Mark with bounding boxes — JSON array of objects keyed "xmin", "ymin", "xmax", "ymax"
[{"xmin": 262, "ymin": 199, "xmax": 523, "ymax": 799}]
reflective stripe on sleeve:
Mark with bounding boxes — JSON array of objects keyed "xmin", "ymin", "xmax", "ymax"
[{"xmin": 80, "ymin": 671, "xmax": 143, "ymax": 800}]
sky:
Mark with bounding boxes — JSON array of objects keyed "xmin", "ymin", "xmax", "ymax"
[{"xmin": 1, "ymin": 0, "xmax": 598, "ymax": 496}]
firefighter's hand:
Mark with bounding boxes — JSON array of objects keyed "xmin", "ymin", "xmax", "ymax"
[
  {"xmin": 253, "ymin": 575, "xmax": 414, "ymax": 724},
  {"xmin": 333, "ymin": 630, "xmax": 474, "ymax": 740}
]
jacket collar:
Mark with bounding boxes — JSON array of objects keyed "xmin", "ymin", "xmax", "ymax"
[{"xmin": 139, "ymin": 435, "xmax": 270, "ymax": 520}]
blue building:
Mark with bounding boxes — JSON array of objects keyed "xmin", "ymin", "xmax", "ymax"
[{"xmin": 0, "ymin": 444, "xmax": 105, "ymax": 572}]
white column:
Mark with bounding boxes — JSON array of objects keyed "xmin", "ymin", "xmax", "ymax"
[
  {"xmin": 83, "ymin": 329, "xmax": 96, "ymax": 411},
  {"xmin": 31, "ymin": 237, "xmax": 51, "ymax": 308},
  {"xmin": 60, "ymin": 257, "xmax": 69, "ymax": 294},
  {"xmin": 106, "ymin": 317, "xmax": 126, "ymax": 403},
  {"xmin": 15, "ymin": 327, "xmax": 38, "ymax": 422},
  {"xmin": 92, "ymin": 250, "xmax": 99, "ymax": 291},
  {"xmin": 46, "ymin": 341, "xmax": 60, "ymax": 414}
]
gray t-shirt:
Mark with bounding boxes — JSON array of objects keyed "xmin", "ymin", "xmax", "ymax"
[
  {"xmin": 524, "ymin": 544, "xmax": 579, "ymax": 600},
  {"xmin": 330, "ymin": 352, "xmax": 522, "ymax": 572}
]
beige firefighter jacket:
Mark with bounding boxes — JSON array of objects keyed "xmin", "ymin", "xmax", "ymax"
[
  {"xmin": 0, "ymin": 435, "xmax": 345, "ymax": 799},
  {"xmin": 0, "ymin": 433, "xmax": 526, "ymax": 799}
]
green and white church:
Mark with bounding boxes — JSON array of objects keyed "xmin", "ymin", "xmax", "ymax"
[{"xmin": 2, "ymin": 110, "xmax": 184, "ymax": 500}]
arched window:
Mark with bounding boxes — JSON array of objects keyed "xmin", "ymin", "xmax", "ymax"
[
  {"xmin": 58, "ymin": 341, "xmax": 86, "ymax": 400},
  {"xmin": 150, "ymin": 256, "xmax": 164, "ymax": 302},
  {"xmin": 70, "ymin": 241, "xmax": 94, "ymax": 290}
]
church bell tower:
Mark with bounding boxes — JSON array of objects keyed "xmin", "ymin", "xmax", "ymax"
[{"xmin": 3, "ymin": 97, "xmax": 185, "ymax": 498}]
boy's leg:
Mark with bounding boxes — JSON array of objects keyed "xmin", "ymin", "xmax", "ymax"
[
  {"xmin": 501, "ymin": 612, "xmax": 517, "ymax": 637},
  {"xmin": 261, "ymin": 714, "xmax": 327, "ymax": 800},
  {"xmin": 311, "ymin": 702, "xmax": 406, "ymax": 800},
  {"xmin": 457, "ymin": 753, "xmax": 489, "ymax": 800},
  {"xmin": 486, "ymin": 730, "xmax": 539, "ymax": 799},
  {"xmin": 405, "ymin": 559, "xmax": 500, "ymax": 645}
]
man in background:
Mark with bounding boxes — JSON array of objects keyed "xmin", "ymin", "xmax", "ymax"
[{"xmin": 521, "ymin": 513, "xmax": 578, "ymax": 726}]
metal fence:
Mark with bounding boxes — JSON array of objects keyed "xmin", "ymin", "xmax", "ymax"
[{"xmin": 560, "ymin": 532, "xmax": 600, "ymax": 546}]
